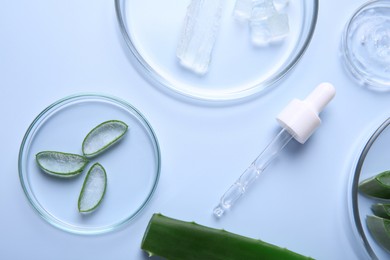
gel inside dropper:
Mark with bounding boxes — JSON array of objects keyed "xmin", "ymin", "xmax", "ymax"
[{"xmin": 213, "ymin": 83, "xmax": 336, "ymax": 217}]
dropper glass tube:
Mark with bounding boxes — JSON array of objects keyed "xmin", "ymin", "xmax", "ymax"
[{"xmin": 213, "ymin": 128, "xmax": 293, "ymax": 217}]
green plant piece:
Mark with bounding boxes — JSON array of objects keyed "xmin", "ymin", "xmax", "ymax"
[
  {"xmin": 141, "ymin": 214, "xmax": 313, "ymax": 260},
  {"xmin": 372, "ymin": 203, "xmax": 390, "ymax": 220},
  {"xmin": 367, "ymin": 215, "xmax": 390, "ymax": 252},
  {"xmin": 359, "ymin": 170, "xmax": 390, "ymax": 199},
  {"xmin": 36, "ymin": 151, "xmax": 88, "ymax": 177},
  {"xmin": 78, "ymin": 163, "xmax": 107, "ymax": 213},
  {"xmin": 82, "ymin": 120, "xmax": 128, "ymax": 158}
]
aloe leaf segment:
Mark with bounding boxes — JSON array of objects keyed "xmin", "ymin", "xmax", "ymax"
[
  {"xmin": 372, "ymin": 203, "xmax": 390, "ymax": 220},
  {"xmin": 82, "ymin": 120, "xmax": 128, "ymax": 158},
  {"xmin": 367, "ymin": 215, "xmax": 390, "ymax": 252},
  {"xmin": 78, "ymin": 163, "xmax": 107, "ymax": 213},
  {"xmin": 36, "ymin": 151, "xmax": 88, "ymax": 177},
  {"xmin": 359, "ymin": 171, "xmax": 390, "ymax": 199},
  {"xmin": 141, "ymin": 214, "xmax": 313, "ymax": 260}
]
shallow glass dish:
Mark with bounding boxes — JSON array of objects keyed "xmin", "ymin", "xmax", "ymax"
[
  {"xmin": 115, "ymin": 0, "xmax": 318, "ymax": 102},
  {"xmin": 18, "ymin": 94, "xmax": 161, "ymax": 235},
  {"xmin": 349, "ymin": 117, "xmax": 390, "ymax": 259},
  {"xmin": 342, "ymin": 0, "xmax": 390, "ymax": 91}
]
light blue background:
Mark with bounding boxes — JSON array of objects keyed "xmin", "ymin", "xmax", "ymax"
[{"xmin": 1, "ymin": 0, "xmax": 388, "ymax": 259}]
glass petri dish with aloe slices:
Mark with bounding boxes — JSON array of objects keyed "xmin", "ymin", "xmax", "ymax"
[
  {"xmin": 18, "ymin": 94, "xmax": 161, "ymax": 235},
  {"xmin": 349, "ymin": 117, "xmax": 390, "ymax": 259}
]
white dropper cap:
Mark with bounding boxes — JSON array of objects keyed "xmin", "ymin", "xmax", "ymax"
[{"xmin": 276, "ymin": 83, "xmax": 336, "ymax": 144}]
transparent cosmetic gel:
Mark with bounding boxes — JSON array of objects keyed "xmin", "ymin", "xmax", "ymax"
[{"xmin": 342, "ymin": 0, "xmax": 390, "ymax": 91}]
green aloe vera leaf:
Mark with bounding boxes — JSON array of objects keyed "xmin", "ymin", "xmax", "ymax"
[
  {"xmin": 359, "ymin": 171, "xmax": 390, "ymax": 199},
  {"xmin": 78, "ymin": 163, "xmax": 107, "ymax": 213},
  {"xmin": 36, "ymin": 151, "xmax": 88, "ymax": 177},
  {"xmin": 367, "ymin": 215, "xmax": 390, "ymax": 252},
  {"xmin": 82, "ymin": 120, "xmax": 128, "ymax": 158},
  {"xmin": 141, "ymin": 214, "xmax": 313, "ymax": 260},
  {"xmin": 372, "ymin": 203, "xmax": 390, "ymax": 220}
]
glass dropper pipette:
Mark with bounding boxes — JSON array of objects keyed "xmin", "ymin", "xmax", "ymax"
[{"xmin": 213, "ymin": 83, "xmax": 336, "ymax": 217}]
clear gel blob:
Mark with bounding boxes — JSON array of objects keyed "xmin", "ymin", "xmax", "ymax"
[{"xmin": 342, "ymin": 1, "xmax": 390, "ymax": 90}]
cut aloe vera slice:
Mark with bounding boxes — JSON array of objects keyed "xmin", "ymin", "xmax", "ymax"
[
  {"xmin": 142, "ymin": 214, "xmax": 313, "ymax": 260},
  {"xmin": 359, "ymin": 170, "xmax": 390, "ymax": 199},
  {"xmin": 36, "ymin": 151, "xmax": 88, "ymax": 177},
  {"xmin": 372, "ymin": 203, "xmax": 390, "ymax": 220},
  {"xmin": 82, "ymin": 120, "xmax": 128, "ymax": 158},
  {"xmin": 78, "ymin": 163, "xmax": 107, "ymax": 213},
  {"xmin": 367, "ymin": 215, "xmax": 390, "ymax": 252}
]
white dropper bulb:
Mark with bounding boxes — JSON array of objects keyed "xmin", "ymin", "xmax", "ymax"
[
  {"xmin": 276, "ymin": 83, "xmax": 336, "ymax": 144},
  {"xmin": 305, "ymin": 82, "xmax": 336, "ymax": 113}
]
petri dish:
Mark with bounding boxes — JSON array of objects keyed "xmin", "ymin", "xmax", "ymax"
[
  {"xmin": 18, "ymin": 94, "xmax": 161, "ymax": 235},
  {"xmin": 115, "ymin": 0, "xmax": 318, "ymax": 102},
  {"xmin": 342, "ymin": 0, "xmax": 390, "ymax": 91},
  {"xmin": 348, "ymin": 117, "xmax": 390, "ymax": 259}
]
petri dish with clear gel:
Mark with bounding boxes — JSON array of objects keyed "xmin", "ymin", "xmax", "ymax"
[
  {"xmin": 348, "ymin": 117, "xmax": 390, "ymax": 259},
  {"xmin": 342, "ymin": 0, "xmax": 390, "ymax": 91},
  {"xmin": 115, "ymin": 0, "xmax": 318, "ymax": 102},
  {"xmin": 18, "ymin": 94, "xmax": 161, "ymax": 235}
]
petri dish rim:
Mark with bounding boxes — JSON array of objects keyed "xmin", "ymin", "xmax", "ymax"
[
  {"xmin": 18, "ymin": 93, "xmax": 161, "ymax": 235},
  {"xmin": 341, "ymin": 0, "xmax": 390, "ymax": 91},
  {"xmin": 115, "ymin": 0, "xmax": 319, "ymax": 102},
  {"xmin": 349, "ymin": 117, "xmax": 390, "ymax": 259}
]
